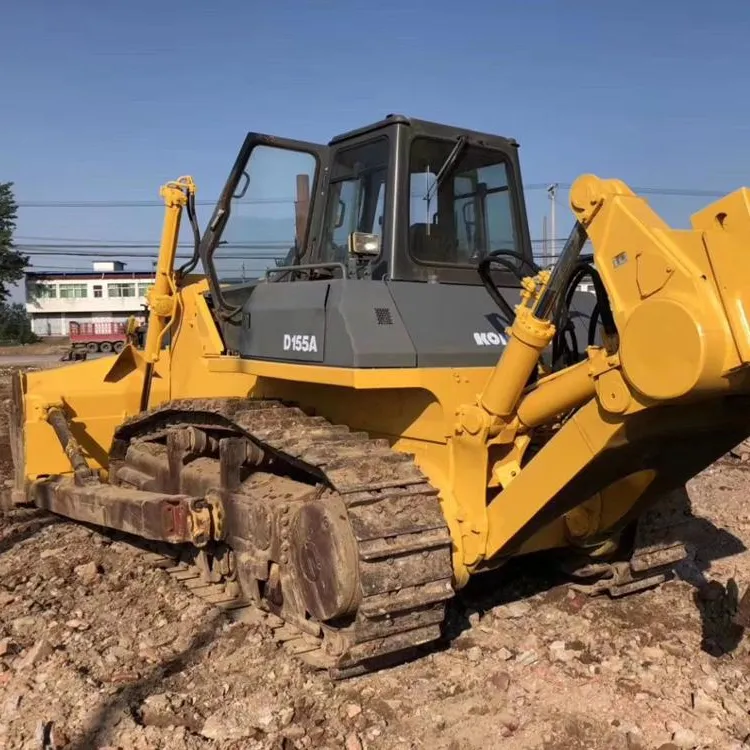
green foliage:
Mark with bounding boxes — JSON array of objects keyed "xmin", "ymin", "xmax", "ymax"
[
  {"xmin": 0, "ymin": 182, "xmax": 28, "ymax": 303},
  {"xmin": 0, "ymin": 302, "xmax": 38, "ymax": 345}
]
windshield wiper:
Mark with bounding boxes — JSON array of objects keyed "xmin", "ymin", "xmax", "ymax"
[{"xmin": 424, "ymin": 136, "xmax": 468, "ymax": 204}]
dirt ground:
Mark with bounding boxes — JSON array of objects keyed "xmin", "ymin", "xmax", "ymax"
[
  {"xmin": 0, "ymin": 340, "xmax": 69, "ymax": 357},
  {"xmin": 2, "ymin": 363, "xmax": 750, "ymax": 750}
]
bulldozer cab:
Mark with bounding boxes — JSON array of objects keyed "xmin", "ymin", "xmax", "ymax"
[
  {"xmin": 194, "ymin": 116, "xmax": 552, "ymax": 368},
  {"xmin": 201, "ymin": 116, "xmax": 533, "ymax": 287}
]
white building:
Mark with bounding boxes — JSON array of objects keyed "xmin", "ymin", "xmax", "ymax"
[{"xmin": 25, "ymin": 261, "xmax": 155, "ymax": 337}]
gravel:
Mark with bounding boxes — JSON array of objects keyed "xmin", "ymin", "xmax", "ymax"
[{"xmin": 2, "ymin": 370, "xmax": 750, "ymax": 749}]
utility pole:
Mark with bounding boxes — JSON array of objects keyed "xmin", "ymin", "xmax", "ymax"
[{"xmin": 547, "ymin": 183, "xmax": 558, "ymax": 261}]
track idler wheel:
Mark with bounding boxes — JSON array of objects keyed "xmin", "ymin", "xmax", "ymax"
[{"xmin": 289, "ymin": 494, "xmax": 360, "ymax": 621}]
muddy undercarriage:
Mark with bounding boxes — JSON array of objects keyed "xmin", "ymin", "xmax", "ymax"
[{"xmin": 9, "ymin": 390, "xmax": 696, "ymax": 678}]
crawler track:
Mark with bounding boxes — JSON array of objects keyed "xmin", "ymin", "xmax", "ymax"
[{"xmin": 108, "ymin": 398, "xmax": 456, "ymax": 679}]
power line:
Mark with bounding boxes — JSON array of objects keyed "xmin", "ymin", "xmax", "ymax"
[
  {"xmin": 27, "ymin": 265, "xmax": 274, "ymax": 273},
  {"xmin": 17, "ymin": 191, "xmax": 551, "ymax": 208},
  {"xmin": 30, "ymin": 246, "xmax": 556, "ymax": 265},
  {"xmin": 24, "ymin": 253, "xmax": 285, "ymax": 262},
  {"xmin": 18, "ymin": 238, "xmax": 571, "ymax": 251},
  {"xmin": 16, "ymin": 197, "xmax": 297, "ymax": 209},
  {"xmin": 17, "ymin": 234, "xmax": 567, "ymax": 244},
  {"xmin": 16, "ymin": 235, "xmax": 190, "ymax": 243},
  {"xmin": 13, "ymin": 182, "xmax": 740, "ymax": 209},
  {"xmin": 528, "ymin": 183, "xmax": 737, "ymax": 198},
  {"xmin": 16, "ymin": 236, "xmax": 571, "ymax": 254}
]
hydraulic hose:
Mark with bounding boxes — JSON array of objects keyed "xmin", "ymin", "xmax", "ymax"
[{"xmin": 477, "ymin": 250, "xmax": 541, "ymax": 326}]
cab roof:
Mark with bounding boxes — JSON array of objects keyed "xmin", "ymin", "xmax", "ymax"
[{"xmin": 329, "ymin": 114, "xmax": 519, "ymax": 149}]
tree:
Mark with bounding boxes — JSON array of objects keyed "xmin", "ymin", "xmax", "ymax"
[
  {"xmin": 0, "ymin": 182, "xmax": 28, "ymax": 303},
  {"xmin": 0, "ymin": 302, "xmax": 37, "ymax": 344}
]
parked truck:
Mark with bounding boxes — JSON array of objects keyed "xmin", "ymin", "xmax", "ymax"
[
  {"xmin": 69, "ymin": 321, "xmax": 129, "ymax": 354},
  {"xmin": 60, "ymin": 318, "xmax": 144, "ymax": 361}
]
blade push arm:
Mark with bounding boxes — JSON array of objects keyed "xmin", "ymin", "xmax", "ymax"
[
  {"xmin": 484, "ymin": 176, "xmax": 750, "ymax": 554},
  {"xmin": 449, "ymin": 173, "xmax": 750, "ymax": 577}
]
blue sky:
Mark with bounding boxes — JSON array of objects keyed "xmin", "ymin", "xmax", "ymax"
[{"xmin": 2, "ymin": 0, "xmax": 750, "ymax": 292}]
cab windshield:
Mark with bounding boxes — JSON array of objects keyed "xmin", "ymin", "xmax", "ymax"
[
  {"xmin": 209, "ymin": 145, "xmax": 318, "ymax": 284},
  {"xmin": 408, "ymin": 137, "xmax": 520, "ymax": 268}
]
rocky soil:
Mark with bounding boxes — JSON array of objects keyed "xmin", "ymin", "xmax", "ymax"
[{"xmin": 2, "ymin": 364, "xmax": 750, "ymax": 750}]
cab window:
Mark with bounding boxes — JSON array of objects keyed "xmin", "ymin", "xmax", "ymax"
[
  {"xmin": 320, "ymin": 138, "xmax": 389, "ymax": 264},
  {"xmin": 409, "ymin": 137, "xmax": 519, "ymax": 268}
]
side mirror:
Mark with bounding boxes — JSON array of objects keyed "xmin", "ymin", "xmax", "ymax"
[{"xmin": 348, "ymin": 232, "xmax": 381, "ymax": 257}]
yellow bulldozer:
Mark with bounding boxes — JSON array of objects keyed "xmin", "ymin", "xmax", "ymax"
[{"xmin": 6, "ymin": 115, "xmax": 750, "ymax": 678}]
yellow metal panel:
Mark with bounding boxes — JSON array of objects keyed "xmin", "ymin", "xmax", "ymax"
[
  {"xmin": 207, "ymin": 355, "xmax": 495, "ymax": 392},
  {"xmin": 194, "ymin": 295, "xmax": 226, "ymax": 356},
  {"xmin": 570, "ymin": 175, "xmax": 741, "ymax": 397},
  {"xmin": 484, "ymin": 399, "xmax": 623, "ymax": 559},
  {"xmin": 692, "ymin": 188, "xmax": 750, "ymax": 365},
  {"xmin": 23, "ymin": 355, "xmax": 171, "ymax": 477}
]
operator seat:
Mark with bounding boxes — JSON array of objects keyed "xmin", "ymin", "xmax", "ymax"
[{"xmin": 409, "ymin": 223, "xmax": 459, "ymax": 264}]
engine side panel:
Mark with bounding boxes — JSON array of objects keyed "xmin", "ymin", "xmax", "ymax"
[
  {"xmin": 323, "ymin": 281, "xmax": 416, "ymax": 367},
  {"xmin": 224, "ymin": 278, "xmax": 598, "ymax": 369},
  {"xmin": 387, "ymin": 280, "xmax": 515, "ymax": 367},
  {"xmin": 236, "ymin": 280, "xmax": 329, "ymax": 363}
]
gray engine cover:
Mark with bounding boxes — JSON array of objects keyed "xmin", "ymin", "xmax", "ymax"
[{"xmin": 223, "ymin": 278, "xmax": 598, "ymax": 369}]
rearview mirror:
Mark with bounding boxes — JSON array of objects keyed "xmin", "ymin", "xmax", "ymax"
[{"xmin": 348, "ymin": 232, "xmax": 381, "ymax": 257}]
